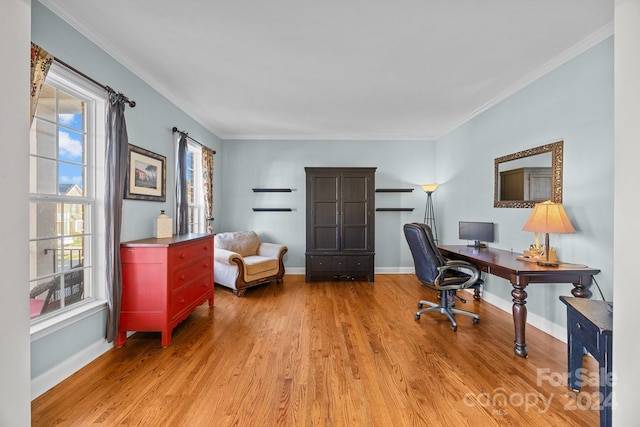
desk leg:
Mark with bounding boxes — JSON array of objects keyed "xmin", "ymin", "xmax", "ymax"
[
  {"xmin": 571, "ymin": 275, "xmax": 593, "ymax": 298},
  {"xmin": 511, "ymin": 282, "xmax": 528, "ymax": 358}
]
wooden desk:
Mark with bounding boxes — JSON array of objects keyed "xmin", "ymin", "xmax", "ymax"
[
  {"xmin": 559, "ymin": 296, "xmax": 612, "ymax": 427},
  {"xmin": 438, "ymin": 245, "xmax": 600, "ymax": 358}
]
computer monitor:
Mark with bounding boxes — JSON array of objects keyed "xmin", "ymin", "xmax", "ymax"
[{"xmin": 459, "ymin": 221, "xmax": 494, "ymax": 248}]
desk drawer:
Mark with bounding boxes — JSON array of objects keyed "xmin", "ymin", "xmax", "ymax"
[{"xmin": 567, "ymin": 310, "xmax": 598, "ymax": 355}]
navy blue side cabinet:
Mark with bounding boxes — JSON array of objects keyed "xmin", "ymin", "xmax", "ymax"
[{"xmin": 559, "ymin": 296, "xmax": 612, "ymax": 427}]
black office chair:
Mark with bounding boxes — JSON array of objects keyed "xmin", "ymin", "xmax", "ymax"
[{"xmin": 403, "ymin": 223, "xmax": 482, "ymax": 331}]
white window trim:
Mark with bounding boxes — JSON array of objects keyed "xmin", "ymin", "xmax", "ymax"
[
  {"xmin": 175, "ymin": 138, "xmax": 206, "ymax": 233},
  {"xmin": 188, "ymin": 141, "xmax": 205, "ymax": 233},
  {"xmin": 30, "ymin": 62, "xmax": 108, "ymax": 338}
]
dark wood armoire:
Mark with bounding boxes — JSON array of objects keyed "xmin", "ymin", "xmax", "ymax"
[{"xmin": 305, "ymin": 167, "xmax": 376, "ymax": 282}]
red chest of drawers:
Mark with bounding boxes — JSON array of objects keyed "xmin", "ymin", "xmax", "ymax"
[{"xmin": 116, "ymin": 233, "xmax": 214, "ymax": 347}]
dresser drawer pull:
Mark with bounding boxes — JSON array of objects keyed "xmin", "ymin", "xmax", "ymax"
[{"xmin": 576, "ymin": 322, "xmax": 582, "ymax": 330}]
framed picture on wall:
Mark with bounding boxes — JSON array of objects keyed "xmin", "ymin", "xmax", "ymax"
[{"xmin": 125, "ymin": 144, "xmax": 166, "ymax": 201}]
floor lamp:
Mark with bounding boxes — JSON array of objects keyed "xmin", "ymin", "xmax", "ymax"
[{"xmin": 421, "ymin": 184, "xmax": 439, "ymax": 244}]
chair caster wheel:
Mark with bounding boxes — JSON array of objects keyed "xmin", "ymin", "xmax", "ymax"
[
  {"xmin": 473, "ymin": 318, "xmax": 480, "ymax": 324},
  {"xmin": 451, "ymin": 325, "xmax": 457, "ymax": 332},
  {"xmin": 417, "ymin": 302, "xmax": 423, "ymax": 309},
  {"xmin": 415, "ymin": 314, "xmax": 421, "ymax": 321}
]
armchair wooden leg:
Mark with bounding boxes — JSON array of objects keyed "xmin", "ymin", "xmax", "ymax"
[{"xmin": 233, "ymin": 288, "xmax": 247, "ymax": 297}]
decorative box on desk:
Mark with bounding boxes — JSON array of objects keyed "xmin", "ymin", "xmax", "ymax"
[{"xmin": 117, "ymin": 233, "xmax": 214, "ymax": 347}]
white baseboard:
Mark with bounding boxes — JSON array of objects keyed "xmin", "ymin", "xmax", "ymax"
[
  {"xmin": 285, "ymin": 267, "xmax": 415, "ymax": 276},
  {"xmin": 469, "ymin": 289, "xmax": 567, "ymax": 343},
  {"xmin": 31, "ymin": 339, "xmax": 113, "ymax": 400}
]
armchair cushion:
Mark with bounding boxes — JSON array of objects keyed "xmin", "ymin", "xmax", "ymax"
[
  {"xmin": 215, "ymin": 230, "xmax": 261, "ymax": 257},
  {"xmin": 214, "ymin": 231, "xmax": 287, "ymax": 296}
]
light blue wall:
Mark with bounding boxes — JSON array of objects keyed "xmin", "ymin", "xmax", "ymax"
[
  {"xmin": 31, "ymin": 1, "xmax": 222, "ymax": 383},
  {"xmin": 217, "ymin": 139, "xmax": 436, "ymax": 270},
  {"xmin": 219, "ymin": 37, "xmax": 614, "ymax": 337},
  {"xmin": 437, "ymin": 37, "xmax": 614, "ymax": 328}
]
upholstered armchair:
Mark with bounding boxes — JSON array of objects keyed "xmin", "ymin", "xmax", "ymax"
[{"xmin": 214, "ymin": 231, "xmax": 288, "ymax": 296}]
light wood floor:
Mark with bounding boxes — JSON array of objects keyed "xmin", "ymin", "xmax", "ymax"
[{"xmin": 32, "ymin": 275, "xmax": 600, "ymax": 426}]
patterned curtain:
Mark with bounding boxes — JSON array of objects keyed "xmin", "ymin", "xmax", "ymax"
[
  {"xmin": 202, "ymin": 146, "xmax": 215, "ymax": 233},
  {"xmin": 105, "ymin": 92, "xmax": 130, "ymax": 343},
  {"xmin": 176, "ymin": 134, "xmax": 189, "ymax": 234},
  {"xmin": 30, "ymin": 42, "xmax": 53, "ymax": 125}
]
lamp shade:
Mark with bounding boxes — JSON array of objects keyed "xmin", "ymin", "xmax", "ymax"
[
  {"xmin": 421, "ymin": 183, "xmax": 439, "ymax": 193},
  {"xmin": 522, "ymin": 201, "xmax": 575, "ymax": 234}
]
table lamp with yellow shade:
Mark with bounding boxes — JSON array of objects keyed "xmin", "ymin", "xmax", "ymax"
[{"xmin": 522, "ymin": 200, "xmax": 575, "ymax": 266}]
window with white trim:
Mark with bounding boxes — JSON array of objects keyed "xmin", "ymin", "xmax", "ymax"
[
  {"xmin": 184, "ymin": 140, "xmax": 206, "ymax": 233},
  {"xmin": 29, "ymin": 63, "xmax": 106, "ymax": 324}
]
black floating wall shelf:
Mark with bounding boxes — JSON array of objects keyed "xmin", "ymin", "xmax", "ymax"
[
  {"xmin": 375, "ymin": 188, "xmax": 414, "ymax": 193},
  {"xmin": 252, "ymin": 208, "xmax": 292, "ymax": 212},
  {"xmin": 376, "ymin": 208, "xmax": 415, "ymax": 212},
  {"xmin": 252, "ymin": 188, "xmax": 292, "ymax": 192}
]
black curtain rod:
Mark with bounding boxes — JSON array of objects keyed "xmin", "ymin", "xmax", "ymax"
[
  {"xmin": 54, "ymin": 57, "xmax": 136, "ymax": 107},
  {"xmin": 172, "ymin": 127, "xmax": 216, "ymax": 154}
]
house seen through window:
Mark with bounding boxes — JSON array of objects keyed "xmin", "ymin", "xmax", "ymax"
[{"xmin": 29, "ymin": 64, "xmax": 105, "ymax": 322}]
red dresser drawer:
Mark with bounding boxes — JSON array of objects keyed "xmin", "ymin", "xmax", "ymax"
[{"xmin": 171, "ymin": 239, "xmax": 213, "ymax": 267}]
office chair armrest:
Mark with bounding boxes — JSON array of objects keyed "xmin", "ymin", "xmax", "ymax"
[
  {"xmin": 444, "ymin": 260, "xmax": 477, "ymax": 269},
  {"xmin": 435, "ymin": 261, "xmax": 481, "ymax": 290}
]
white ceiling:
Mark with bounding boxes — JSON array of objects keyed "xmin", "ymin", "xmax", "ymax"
[{"xmin": 40, "ymin": 0, "xmax": 613, "ymax": 141}]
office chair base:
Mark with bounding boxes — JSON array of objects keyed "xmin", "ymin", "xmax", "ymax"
[{"xmin": 415, "ymin": 300, "xmax": 480, "ymax": 331}]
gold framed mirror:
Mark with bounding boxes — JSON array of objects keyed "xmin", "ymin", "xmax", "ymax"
[{"xmin": 494, "ymin": 140, "xmax": 563, "ymax": 208}]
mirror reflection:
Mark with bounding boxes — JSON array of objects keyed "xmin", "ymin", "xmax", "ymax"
[{"xmin": 494, "ymin": 141, "xmax": 563, "ymax": 208}]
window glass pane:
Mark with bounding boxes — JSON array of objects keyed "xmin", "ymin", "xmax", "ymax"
[
  {"xmin": 58, "ymin": 164, "xmax": 85, "ymax": 196},
  {"xmin": 32, "ymin": 157, "xmax": 57, "ymax": 194},
  {"xmin": 30, "ymin": 238, "xmax": 60, "ymax": 277},
  {"xmin": 30, "ymin": 118, "xmax": 56, "ymax": 158},
  {"xmin": 30, "ymin": 202, "xmax": 57, "ymax": 239},
  {"xmin": 30, "ymin": 277, "xmax": 53, "ymax": 300},
  {"xmin": 79, "ymin": 235, "xmax": 90, "ymax": 269},
  {"xmin": 31, "ymin": 269, "xmax": 86, "ymax": 317},
  {"xmin": 60, "ymin": 203, "xmax": 86, "ymax": 238},
  {"xmin": 60, "ymin": 268, "xmax": 86, "ymax": 309},
  {"xmin": 58, "ymin": 90, "xmax": 84, "ymax": 131},
  {"xmin": 35, "ymin": 84, "xmax": 56, "ymax": 122},
  {"xmin": 187, "ymin": 151, "xmax": 195, "ymax": 204},
  {"xmin": 58, "ymin": 129, "xmax": 84, "ymax": 163},
  {"xmin": 30, "ymin": 277, "xmax": 53, "ymax": 319}
]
